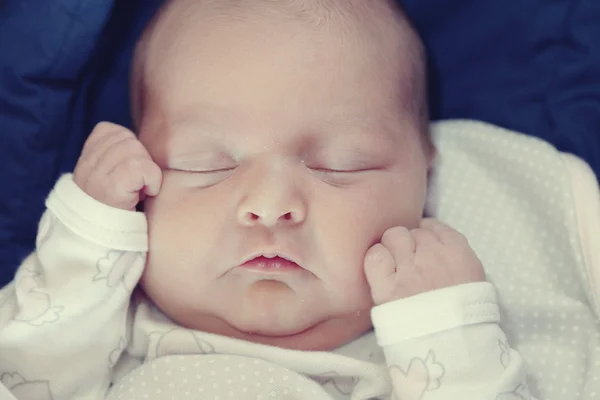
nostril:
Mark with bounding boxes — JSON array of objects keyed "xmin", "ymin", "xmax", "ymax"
[{"xmin": 241, "ymin": 211, "xmax": 299, "ymax": 225}]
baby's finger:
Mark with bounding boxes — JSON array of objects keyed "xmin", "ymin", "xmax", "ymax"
[
  {"xmin": 410, "ymin": 227, "xmax": 439, "ymax": 247},
  {"xmin": 117, "ymin": 157, "xmax": 150, "ymax": 194},
  {"xmin": 75, "ymin": 127, "xmax": 128, "ymax": 184},
  {"xmin": 420, "ymin": 218, "xmax": 468, "ymax": 246},
  {"xmin": 81, "ymin": 122, "xmax": 135, "ymax": 161},
  {"xmin": 380, "ymin": 226, "xmax": 415, "ymax": 263},
  {"xmin": 108, "ymin": 159, "xmax": 149, "ymax": 210},
  {"xmin": 364, "ymin": 244, "xmax": 397, "ymax": 293},
  {"xmin": 79, "ymin": 134, "xmax": 139, "ymax": 183},
  {"xmin": 114, "ymin": 189, "xmax": 142, "ymax": 211},
  {"xmin": 92, "ymin": 137, "xmax": 147, "ymax": 180},
  {"xmin": 419, "ymin": 218, "xmax": 451, "ymax": 231},
  {"xmin": 140, "ymin": 158, "xmax": 163, "ymax": 197},
  {"xmin": 97, "ymin": 168, "xmax": 142, "ymax": 210}
]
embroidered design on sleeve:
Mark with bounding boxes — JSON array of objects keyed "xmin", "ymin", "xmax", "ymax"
[
  {"xmin": 313, "ymin": 371, "xmax": 358, "ymax": 396},
  {"xmin": 36, "ymin": 213, "xmax": 55, "ymax": 250},
  {"xmin": 13, "ymin": 267, "xmax": 63, "ymax": 326},
  {"xmin": 498, "ymin": 339, "xmax": 511, "ymax": 369},
  {"xmin": 0, "ymin": 372, "xmax": 54, "ymax": 400},
  {"xmin": 93, "ymin": 251, "xmax": 144, "ymax": 291},
  {"xmin": 108, "ymin": 336, "xmax": 128, "ymax": 369},
  {"xmin": 388, "ymin": 349, "xmax": 445, "ymax": 400},
  {"xmin": 496, "ymin": 384, "xmax": 529, "ymax": 400},
  {"xmin": 146, "ymin": 329, "xmax": 216, "ymax": 361}
]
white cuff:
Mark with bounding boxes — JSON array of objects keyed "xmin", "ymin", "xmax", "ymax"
[
  {"xmin": 371, "ymin": 282, "xmax": 499, "ymax": 347},
  {"xmin": 45, "ymin": 173, "xmax": 148, "ymax": 251}
]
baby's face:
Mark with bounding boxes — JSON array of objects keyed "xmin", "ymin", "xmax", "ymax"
[{"xmin": 137, "ymin": 7, "xmax": 431, "ymax": 350}]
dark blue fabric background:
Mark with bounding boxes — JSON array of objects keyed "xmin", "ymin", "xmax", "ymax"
[{"xmin": 1, "ymin": 0, "xmax": 599, "ymax": 286}]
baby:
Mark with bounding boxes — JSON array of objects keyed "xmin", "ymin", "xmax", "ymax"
[{"xmin": 0, "ymin": 0, "xmax": 598, "ymax": 399}]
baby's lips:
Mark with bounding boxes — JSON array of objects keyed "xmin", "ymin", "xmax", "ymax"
[
  {"xmin": 240, "ymin": 256, "xmax": 303, "ymax": 272},
  {"xmin": 240, "ymin": 251, "xmax": 300, "ymax": 266}
]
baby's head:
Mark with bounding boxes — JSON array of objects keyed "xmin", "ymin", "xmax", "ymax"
[{"xmin": 131, "ymin": 0, "xmax": 432, "ymax": 351}]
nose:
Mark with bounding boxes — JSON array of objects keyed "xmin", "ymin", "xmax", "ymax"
[{"xmin": 237, "ymin": 165, "xmax": 307, "ymax": 228}]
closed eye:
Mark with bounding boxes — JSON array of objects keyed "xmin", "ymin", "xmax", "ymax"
[
  {"xmin": 311, "ymin": 167, "xmax": 375, "ymax": 174},
  {"xmin": 170, "ymin": 167, "xmax": 236, "ymax": 173},
  {"xmin": 166, "ymin": 167, "xmax": 237, "ymax": 188}
]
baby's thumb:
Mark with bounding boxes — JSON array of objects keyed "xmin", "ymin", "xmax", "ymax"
[
  {"xmin": 141, "ymin": 158, "xmax": 163, "ymax": 197},
  {"xmin": 364, "ymin": 244, "xmax": 396, "ymax": 288}
]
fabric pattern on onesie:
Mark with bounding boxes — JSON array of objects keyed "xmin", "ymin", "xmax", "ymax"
[
  {"xmin": 0, "ymin": 174, "xmax": 148, "ymax": 400},
  {"xmin": 122, "ymin": 309, "xmax": 391, "ymax": 399},
  {"xmin": 0, "ymin": 373, "xmax": 53, "ymax": 400},
  {"xmin": 107, "ymin": 354, "xmax": 336, "ymax": 400},
  {"xmin": 387, "ymin": 350, "xmax": 445, "ymax": 400},
  {"xmin": 93, "ymin": 251, "xmax": 145, "ymax": 291},
  {"xmin": 11, "ymin": 260, "xmax": 63, "ymax": 326},
  {"xmin": 11, "ymin": 213, "xmax": 64, "ymax": 327},
  {"xmin": 426, "ymin": 120, "xmax": 600, "ymax": 400}
]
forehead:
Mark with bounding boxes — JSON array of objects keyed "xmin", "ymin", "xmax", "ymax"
[
  {"xmin": 137, "ymin": 1, "xmax": 424, "ymax": 146},
  {"xmin": 144, "ymin": 1, "xmax": 417, "ymax": 97}
]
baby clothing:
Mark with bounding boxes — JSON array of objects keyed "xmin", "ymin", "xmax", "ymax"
[
  {"xmin": 426, "ymin": 121, "xmax": 600, "ymax": 400},
  {"xmin": 0, "ymin": 120, "xmax": 598, "ymax": 400}
]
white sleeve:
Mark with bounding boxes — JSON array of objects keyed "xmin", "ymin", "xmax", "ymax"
[
  {"xmin": 372, "ymin": 282, "xmax": 538, "ymax": 400},
  {"xmin": 561, "ymin": 153, "xmax": 600, "ymax": 317},
  {"xmin": 0, "ymin": 174, "xmax": 148, "ymax": 400}
]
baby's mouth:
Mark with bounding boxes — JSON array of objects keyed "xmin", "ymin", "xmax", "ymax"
[{"xmin": 241, "ymin": 256, "xmax": 302, "ymax": 271}]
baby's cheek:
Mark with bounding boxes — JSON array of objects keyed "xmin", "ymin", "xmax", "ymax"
[{"xmin": 328, "ymin": 257, "xmax": 374, "ymax": 311}]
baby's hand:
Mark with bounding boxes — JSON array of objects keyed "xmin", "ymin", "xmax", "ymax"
[
  {"xmin": 73, "ymin": 122, "xmax": 162, "ymax": 211},
  {"xmin": 364, "ymin": 218, "xmax": 485, "ymax": 305}
]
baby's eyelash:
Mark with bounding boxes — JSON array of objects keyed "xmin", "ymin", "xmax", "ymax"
[
  {"xmin": 312, "ymin": 168, "xmax": 372, "ymax": 174},
  {"xmin": 170, "ymin": 167, "xmax": 235, "ymax": 173}
]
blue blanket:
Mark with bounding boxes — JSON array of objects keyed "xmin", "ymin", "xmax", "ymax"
[{"xmin": 1, "ymin": 0, "xmax": 599, "ymax": 286}]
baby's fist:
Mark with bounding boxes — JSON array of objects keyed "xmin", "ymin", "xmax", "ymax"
[
  {"xmin": 73, "ymin": 122, "xmax": 162, "ymax": 211},
  {"xmin": 364, "ymin": 218, "xmax": 485, "ymax": 305}
]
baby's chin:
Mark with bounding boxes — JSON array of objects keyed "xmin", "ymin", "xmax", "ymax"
[
  {"xmin": 174, "ymin": 309, "xmax": 374, "ymax": 351},
  {"xmin": 143, "ymin": 279, "xmax": 375, "ymax": 350},
  {"xmin": 225, "ymin": 308, "xmax": 327, "ymax": 338}
]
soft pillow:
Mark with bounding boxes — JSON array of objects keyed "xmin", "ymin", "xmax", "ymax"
[
  {"xmin": 402, "ymin": 0, "xmax": 600, "ymax": 172},
  {"xmin": 0, "ymin": 0, "xmax": 598, "ymax": 285},
  {"xmin": 0, "ymin": 0, "xmax": 115, "ymax": 285}
]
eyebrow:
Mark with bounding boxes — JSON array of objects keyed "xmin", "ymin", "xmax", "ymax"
[
  {"xmin": 170, "ymin": 113, "xmax": 226, "ymax": 135},
  {"xmin": 169, "ymin": 102, "xmax": 243, "ymax": 133},
  {"xmin": 166, "ymin": 114, "xmax": 236, "ymax": 152},
  {"xmin": 319, "ymin": 113, "xmax": 407, "ymax": 145},
  {"xmin": 168, "ymin": 106, "xmax": 407, "ymax": 149}
]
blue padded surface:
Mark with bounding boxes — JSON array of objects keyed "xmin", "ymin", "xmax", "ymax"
[{"xmin": 0, "ymin": 0, "xmax": 115, "ymax": 284}]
